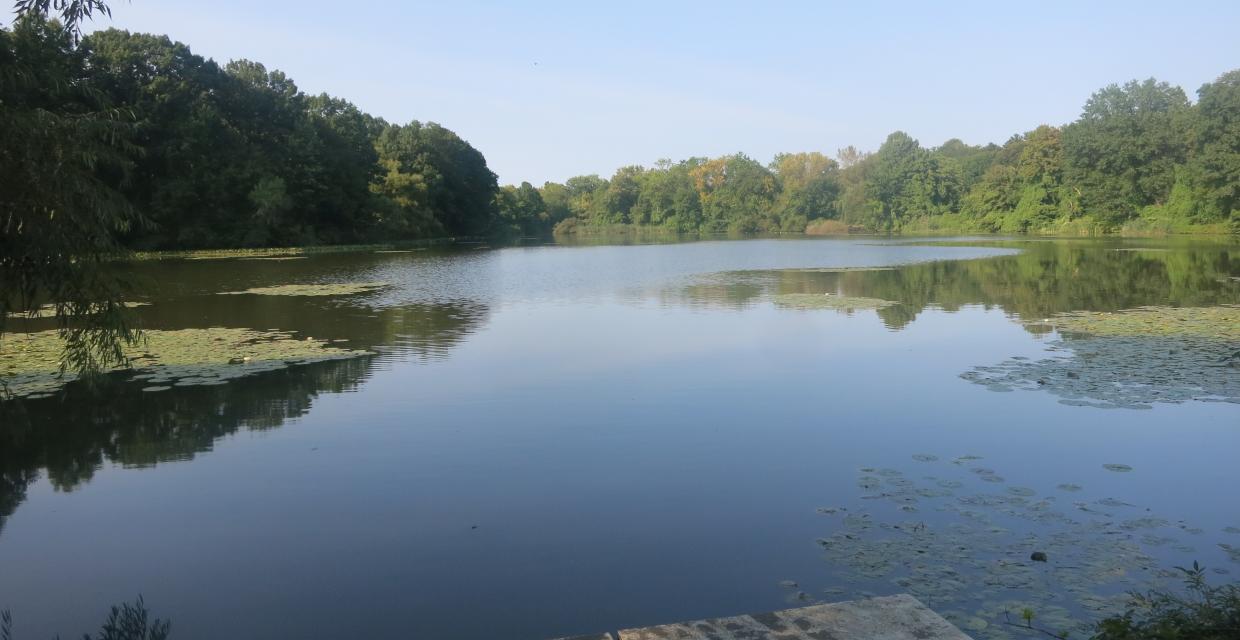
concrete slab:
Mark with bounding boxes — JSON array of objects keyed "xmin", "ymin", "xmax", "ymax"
[{"xmin": 553, "ymin": 594, "xmax": 972, "ymax": 640}]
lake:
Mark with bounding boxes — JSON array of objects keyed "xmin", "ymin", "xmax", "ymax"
[{"xmin": 1, "ymin": 236, "xmax": 1238, "ymax": 639}]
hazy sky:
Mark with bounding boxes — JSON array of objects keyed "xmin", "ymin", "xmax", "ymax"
[{"xmin": 79, "ymin": 0, "xmax": 1240, "ymax": 185}]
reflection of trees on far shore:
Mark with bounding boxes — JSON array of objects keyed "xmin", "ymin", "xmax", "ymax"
[{"xmin": 670, "ymin": 242, "xmax": 1240, "ymax": 331}]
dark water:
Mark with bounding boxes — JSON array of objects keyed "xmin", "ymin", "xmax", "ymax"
[{"xmin": 1, "ymin": 237, "xmax": 1238, "ymax": 639}]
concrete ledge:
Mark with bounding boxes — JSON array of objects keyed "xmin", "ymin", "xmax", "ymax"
[{"xmin": 555, "ymin": 594, "xmax": 973, "ymax": 640}]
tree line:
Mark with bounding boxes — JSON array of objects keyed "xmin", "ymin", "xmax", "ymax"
[
  {"xmin": 2, "ymin": 16, "xmax": 501, "ymax": 251},
  {"xmin": 518, "ymin": 74, "xmax": 1240, "ymax": 237},
  {"xmin": 4, "ymin": 14, "xmax": 1237, "ymax": 253}
]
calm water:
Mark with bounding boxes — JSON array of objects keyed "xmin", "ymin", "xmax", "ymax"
[{"xmin": 1, "ymin": 237, "xmax": 1238, "ymax": 639}]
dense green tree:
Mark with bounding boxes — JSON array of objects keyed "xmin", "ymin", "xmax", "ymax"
[
  {"xmin": 933, "ymin": 138, "xmax": 999, "ymax": 188},
  {"xmin": 863, "ymin": 132, "xmax": 962, "ymax": 230},
  {"xmin": 82, "ymin": 31, "xmax": 386, "ymax": 248},
  {"xmin": 629, "ymin": 160, "xmax": 701, "ymax": 230},
  {"xmin": 494, "ymin": 181, "xmax": 548, "ymax": 235},
  {"xmin": 82, "ymin": 29, "xmax": 238, "ymax": 246},
  {"xmin": 562, "ymin": 174, "xmax": 608, "ymax": 223},
  {"xmin": 539, "ymin": 181, "xmax": 573, "ymax": 226},
  {"xmin": 690, "ymin": 153, "xmax": 780, "ymax": 232},
  {"xmin": 372, "ymin": 121, "xmax": 498, "ymax": 236},
  {"xmin": 835, "ymin": 148, "xmax": 877, "ymax": 226},
  {"xmin": 772, "ymin": 152, "xmax": 840, "ymax": 224},
  {"xmin": 1190, "ymin": 70, "xmax": 1240, "ymax": 229},
  {"xmin": 1062, "ymin": 79, "xmax": 1192, "ymax": 224},
  {"xmin": 599, "ymin": 165, "xmax": 644, "ymax": 224}
]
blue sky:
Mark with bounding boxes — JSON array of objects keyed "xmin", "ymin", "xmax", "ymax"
[{"xmin": 82, "ymin": 0, "xmax": 1240, "ymax": 185}]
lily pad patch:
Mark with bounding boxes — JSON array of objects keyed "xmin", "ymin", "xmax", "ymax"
[
  {"xmin": 1, "ymin": 327, "xmax": 370, "ymax": 400},
  {"xmin": 773, "ymin": 293, "xmax": 899, "ymax": 311},
  {"xmin": 812, "ymin": 458, "xmax": 1232, "ymax": 639}
]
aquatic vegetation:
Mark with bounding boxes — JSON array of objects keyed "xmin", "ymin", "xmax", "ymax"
[
  {"xmin": 812, "ymin": 458, "xmax": 1234, "ymax": 640},
  {"xmin": 961, "ymin": 335, "xmax": 1240, "ymax": 408},
  {"xmin": 1043, "ymin": 305, "xmax": 1240, "ymax": 341},
  {"xmin": 0, "ymin": 327, "xmax": 369, "ymax": 400},
  {"xmin": 1103, "ymin": 464, "xmax": 1133, "ymax": 473},
  {"xmin": 218, "ymin": 282, "xmax": 389, "ymax": 297},
  {"xmin": 773, "ymin": 293, "xmax": 899, "ymax": 311},
  {"xmin": 963, "ymin": 305, "xmax": 1240, "ymax": 408}
]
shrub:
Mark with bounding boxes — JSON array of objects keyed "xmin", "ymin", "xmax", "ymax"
[{"xmin": 1093, "ymin": 563, "xmax": 1239, "ymax": 640}]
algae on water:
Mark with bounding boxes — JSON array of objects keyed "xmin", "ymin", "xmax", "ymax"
[
  {"xmin": 1043, "ymin": 305, "xmax": 1240, "ymax": 340},
  {"xmin": 773, "ymin": 292, "xmax": 899, "ymax": 311},
  {"xmin": 1, "ymin": 327, "xmax": 370, "ymax": 400}
]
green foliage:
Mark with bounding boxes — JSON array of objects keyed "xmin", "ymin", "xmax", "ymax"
[
  {"xmin": 80, "ymin": 27, "xmax": 500, "ymax": 247},
  {"xmin": 1063, "ymin": 79, "xmax": 1192, "ymax": 225},
  {"xmin": 31, "ymin": 24, "xmax": 499, "ymax": 248},
  {"xmin": 1094, "ymin": 563, "xmax": 1239, "ymax": 640},
  {"xmin": 772, "ymin": 152, "xmax": 841, "ymax": 224},
  {"xmin": 0, "ymin": 15, "xmax": 141, "ymax": 377},
  {"xmin": 547, "ymin": 71, "xmax": 1237, "ymax": 237},
  {"xmin": 494, "ymin": 181, "xmax": 547, "ymax": 236},
  {"xmin": 372, "ymin": 120, "xmax": 497, "ymax": 237},
  {"xmin": 10, "ymin": 0, "xmax": 109, "ymax": 41},
  {"xmin": 862, "ymin": 132, "xmax": 962, "ymax": 230},
  {"xmin": 1189, "ymin": 70, "xmax": 1240, "ymax": 230}
]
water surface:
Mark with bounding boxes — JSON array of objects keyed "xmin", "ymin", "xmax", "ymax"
[{"xmin": 1, "ymin": 237, "xmax": 1238, "ymax": 639}]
